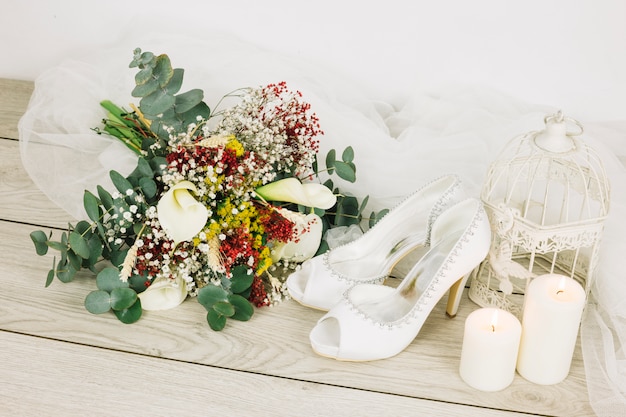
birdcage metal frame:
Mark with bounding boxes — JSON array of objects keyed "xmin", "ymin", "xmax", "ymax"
[{"xmin": 468, "ymin": 111, "xmax": 610, "ymax": 317}]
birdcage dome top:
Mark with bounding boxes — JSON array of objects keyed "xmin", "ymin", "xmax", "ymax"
[{"xmin": 481, "ymin": 111, "xmax": 610, "ymax": 230}]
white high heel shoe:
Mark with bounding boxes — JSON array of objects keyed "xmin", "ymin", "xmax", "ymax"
[
  {"xmin": 286, "ymin": 175, "xmax": 464, "ymax": 311},
  {"xmin": 309, "ymin": 198, "xmax": 491, "ymax": 361}
]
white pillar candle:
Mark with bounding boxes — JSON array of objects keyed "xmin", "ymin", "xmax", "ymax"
[
  {"xmin": 516, "ymin": 274, "xmax": 586, "ymax": 385},
  {"xmin": 459, "ymin": 308, "xmax": 522, "ymax": 391}
]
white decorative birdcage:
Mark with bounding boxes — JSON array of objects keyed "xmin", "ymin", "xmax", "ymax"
[{"xmin": 468, "ymin": 111, "xmax": 610, "ymax": 317}]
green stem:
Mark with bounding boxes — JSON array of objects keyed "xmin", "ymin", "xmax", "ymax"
[{"xmin": 211, "ymin": 87, "xmax": 250, "ymax": 116}]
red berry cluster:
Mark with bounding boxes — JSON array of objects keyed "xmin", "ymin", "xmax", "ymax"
[
  {"xmin": 261, "ymin": 82, "xmax": 322, "ymax": 170},
  {"xmin": 259, "ymin": 205, "xmax": 295, "ymax": 243},
  {"xmin": 248, "ymin": 275, "xmax": 270, "ymax": 307},
  {"xmin": 218, "ymin": 227, "xmax": 257, "ymax": 273}
]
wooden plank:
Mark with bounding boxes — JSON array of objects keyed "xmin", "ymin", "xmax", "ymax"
[
  {"xmin": 0, "ymin": 138, "xmax": 70, "ymax": 229},
  {"xmin": 0, "ymin": 78, "xmax": 33, "ymax": 140},
  {"xmin": 0, "ymin": 219, "xmax": 594, "ymax": 416},
  {"xmin": 2, "ymin": 331, "xmax": 535, "ymax": 417}
]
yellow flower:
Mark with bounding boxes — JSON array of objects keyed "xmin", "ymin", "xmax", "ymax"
[{"xmin": 225, "ymin": 138, "xmax": 245, "ymax": 157}]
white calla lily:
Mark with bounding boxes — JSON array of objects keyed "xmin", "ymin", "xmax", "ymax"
[
  {"xmin": 272, "ymin": 208, "xmax": 323, "ymax": 262},
  {"xmin": 255, "ymin": 178, "xmax": 336, "ymax": 209},
  {"xmin": 139, "ymin": 275, "xmax": 188, "ymax": 311},
  {"xmin": 157, "ymin": 181, "xmax": 208, "ymax": 244}
]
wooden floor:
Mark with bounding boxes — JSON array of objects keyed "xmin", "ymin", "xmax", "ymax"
[{"xmin": 0, "ymin": 78, "xmax": 594, "ymax": 416}]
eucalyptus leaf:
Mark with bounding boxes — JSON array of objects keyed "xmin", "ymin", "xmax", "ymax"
[
  {"xmin": 131, "ymin": 78, "xmax": 159, "ymax": 97},
  {"xmin": 228, "ymin": 294, "xmax": 254, "ymax": 322},
  {"xmin": 113, "ymin": 299, "xmax": 143, "ymax": 324},
  {"xmin": 342, "ymin": 146, "xmax": 355, "ymax": 163},
  {"xmin": 96, "ymin": 222, "xmax": 107, "ymax": 242},
  {"xmin": 358, "ymin": 195, "xmax": 370, "ymax": 215},
  {"xmin": 67, "ymin": 249, "xmax": 82, "ymax": 271},
  {"xmin": 230, "ymin": 265, "xmax": 254, "ymax": 294},
  {"xmin": 325, "ymin": 149, "xmax": 336, "ymax": 174},
  {"xmin": 140, "ymin": 51, "xmax": 155, "ymax": 65},
  {"xmin": 56, "ymin": 259, "xmax": 76, "ymax": 283},
  {"xmin": 213, "ymin": 301, "xmax": 235, "ymax": 318},
  {"xmin": 149, "ymin": 120, "xmax": 170, "ymax": 140},
  {"xmin": 369, "ymin": 209, "xmax": 389, "ymax": 228},
  {"xmin": 207, "ymin": 309, "xmax": 227, "ymax": 331},
  {"xmin": 96, "ymin": 267, "xmax": 129, "ymax": 292},
  {"xmin": 45, "ymin": 266, "xmax": 55, "ymax": 288},
  {"xmin": 128, "ymin": 274, "xmax": 148, "ymax": 293},
  {"xmin": 335, "ymin": 196, "xmax": 360, "ymax": 227},
  {"xmin": 110, "ymin": 248, "xmax": 128, "ymax": 271},
  {"xmin": 97, "ymin": 185, "xmax": 114, "ymax": 211},
  {"xmin": 85, "ymin": 233, "xmax": 103, "ymax": 268},
  {"xmin": 130, "ymin": 49, "xmax": 153, "ymax": 68},
  {"xmin": 131, "ymin": 157, "xmax": 153, "ymax": 178},
  {"xmin": 134, "ymin": 66, "xmax": 153, "ymax": 85},
  {"xmin": 139, "ymin": 177, "xmax": 157, "ymax": 199},
  {"xmin": 30, "ymin": 230, "xmax": 48, "ymax": 256},
  {"xmin": 83, "ymin": 191, "xmax": 101, "ymax": 222},
  {"xmin": 46, "ymin": 240, "xmax": 66, "ymax": 252},
  {"xmin": 45, "ymin": 257, "xmax": 56, "ymax": 288},
  {"xmin": 174, "ymin": 89, "xmax": 204, "ymax": 113},
  {"xmin": 110, "ymin": 287, "xmax": 138, "ymax": 310},
  {"xmin": 129, "ymin": 49, "xmax": 142, "ymax": 68},
  {"xmin": 133, "ymin": 222, "xmax": 145, "ymax": 235},
  {"xmin": 153, "ymin": 54, "xmax": 174, "ymax": 87},
  {"xmin": 333, "ymin": 161, "xmax": 356, "ymax": 183},
  {"xmin": 140, "ymin": 90, "xmax": 176, "ymax": 116},
  {"xmin": 84, "ymin": 290, "xmax": 112, "ymax": 314},
  {"xmin": 149, "ymin": 157, "xmax": 168, "ymax": 176},
  {"xmin": 69, "ymin": 231, "xmax": 90, "ymax": 259},
  {"xmin": 165, "ymin": 68, "xmax": 184, "ymax": 95},
  {"xmin": 74, "ymin": 220, "xmax": 92, "ymax": 236},
  {"xmin": 177, "ymin": 102, "xmax": 210, "ymax": 126},
  {"xmin": 110, "ymin": 170, "xmax": 134, "ymax": 195},
  {"xmin": 197, "ymin": 285, "xmax": 228, "ymax": 309}
]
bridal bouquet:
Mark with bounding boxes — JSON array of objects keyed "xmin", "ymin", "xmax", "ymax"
[{"xmin": 30, "ymin": 48, "xmax": 383, "ymax": 330}]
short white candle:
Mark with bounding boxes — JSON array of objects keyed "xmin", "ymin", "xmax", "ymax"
[
  {"xmin": 516, "ymin": 274, "xmax": 586, "ymax": 385},
  {"xmin": 459, "ymin": 308, "xmax": 522, "ymax": 391}
]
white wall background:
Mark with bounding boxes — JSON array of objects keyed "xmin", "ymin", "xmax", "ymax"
[{"xmin": 1, "ymin": 0, "xmax": 625, "ymax": 121}]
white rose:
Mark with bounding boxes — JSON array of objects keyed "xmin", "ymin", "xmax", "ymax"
[
  {"xmin": 138, "ymin": 275, "xmax": 188, "ymax": 311},
  {"xmin": 272, "ymin": 208, "xmax": 323, "ymax": 262}
]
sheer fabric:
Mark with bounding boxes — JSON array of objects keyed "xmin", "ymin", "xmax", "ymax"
[{"xmin": 18, "ymin": 33, "xmax": 626, "ymax": 416}]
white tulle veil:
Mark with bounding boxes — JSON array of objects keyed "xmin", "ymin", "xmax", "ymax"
[{"xmin": 18, "ymin": 32, "xmax": 626, "ymax": 415}]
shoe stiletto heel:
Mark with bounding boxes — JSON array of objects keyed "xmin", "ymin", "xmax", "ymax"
[
  {"xmin": 309, "ymin": 198, "xmax": 491, "ymax": 361},
  {"xmin": 286, "ymin": 174, "xmax": 464, "ymax": 311},
  {"xmin": 446, "ymin": 273, "xmax": 471, "ymax": 318}
]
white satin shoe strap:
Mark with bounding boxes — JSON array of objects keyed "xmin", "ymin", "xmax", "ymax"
[{"xmin": 287, "ymin": 255, "xmax": 356, "ymax": 310}]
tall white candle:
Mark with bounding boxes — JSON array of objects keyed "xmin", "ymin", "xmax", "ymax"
[
  {"xmin": 459, "ymin": 308, "xmax": 522, "ymax": 391},
  {"xmin": 516, "ymin": 274, "xmax": 586, "ymax": 385}
]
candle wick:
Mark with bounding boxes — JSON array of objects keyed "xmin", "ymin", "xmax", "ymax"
[
  {"xmin": 491, "ymin": 324, "xmax": 495, "ymax": 332},
  {"xmin": 556, "ymin": 290, "xmax": 564, "ymax": 295}
]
